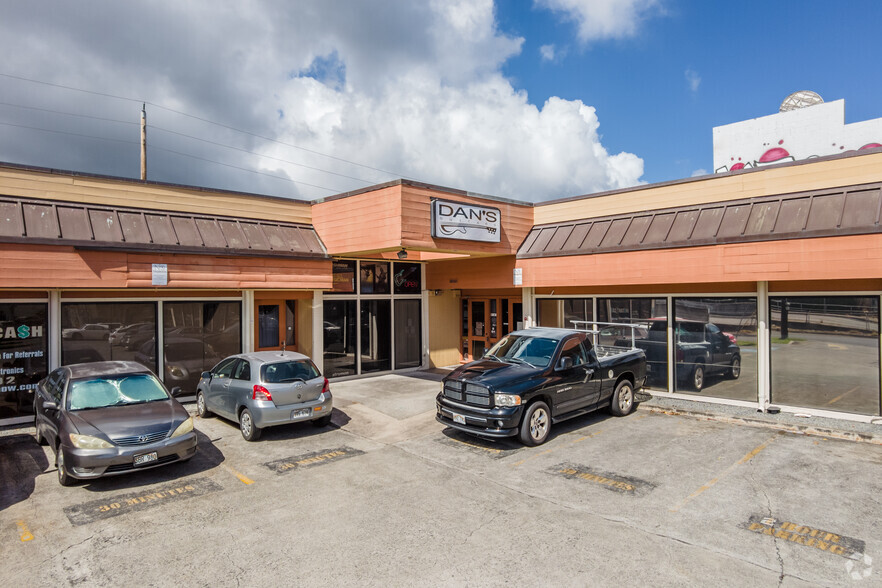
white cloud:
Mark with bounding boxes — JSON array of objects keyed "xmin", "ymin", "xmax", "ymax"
[
  {"xmin": 685, "ymin": 68, "xmax": 701, "ymax": 93},
  {"xmin": 540, "ymin": 44, "xmax": 556, "ymax": 61},
  {"xmin": 0, "ymin": 0, "xmax": 644, "ymax": 202},
  {"xmin": 535, "ymin": 0, "xmax": 662, "ymax": 43},
  {"xmin": 691, "ymin": 168, "xmax": 708, "ymax": 177}
]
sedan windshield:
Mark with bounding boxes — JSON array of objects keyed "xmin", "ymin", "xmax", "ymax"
[
  {"xmin": 68, "ymin": 374, "xmax": 169, "ymax": 410},
  {"xmin": 485, "ymin": 335, "xmax": 559, "ymax": 368}
]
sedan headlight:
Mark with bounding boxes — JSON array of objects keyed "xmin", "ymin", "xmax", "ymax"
[
  {"xmin": 69, "ymin": 433, "xmax": 113, "ymax": 449},
  {"xmin": 170, "ymin": 416, "xmax": 194, "ymax": 438},
  {"xmin": 494, "ymin": 393, "xmax": 522, "ymax": 407}
]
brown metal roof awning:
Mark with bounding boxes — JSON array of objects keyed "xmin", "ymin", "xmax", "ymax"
[
  {"xmin": 519, "ymin": 182, "xmax": 882, "ymax": 259},
  {"xmin": 0, "ymin": 195, "xmax": 328, "ymax": 259}
]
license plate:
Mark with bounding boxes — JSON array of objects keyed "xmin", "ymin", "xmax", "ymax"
[
  {"xmin": 134, "ymin": 452, "xmax": 158, "ymax": 466},
  {"xmin": 292, "ymin": 408, "xmax": 311, "ymax": 419},
  {"xmin": 452, "ymin": 413, "xmax": 466, "ymax": 425}
]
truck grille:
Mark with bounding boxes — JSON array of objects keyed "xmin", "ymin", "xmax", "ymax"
[{"xmin": 444, "ymin": 380, "xmax": 490, "ymax": 407}]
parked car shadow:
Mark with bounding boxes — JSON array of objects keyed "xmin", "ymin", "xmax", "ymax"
[
  {"xmin": 79, "ymin": 428, "xmax": 225, "ymax": 493},
  {"xmin": 205, "ymin": 407, "xmax": 349, "ymax": 444},
  {"xmin": 0, "ymin": 433, "xmax": 50, "ymax": 512}
]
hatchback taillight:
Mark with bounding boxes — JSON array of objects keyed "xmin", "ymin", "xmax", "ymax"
[
  {"xmin": 321, "ymin": 378, "xmax": 330, "ymax": 395},
  {"xmin": 253, "ymin": 385, "xmax": 273, "ymax": 401}
]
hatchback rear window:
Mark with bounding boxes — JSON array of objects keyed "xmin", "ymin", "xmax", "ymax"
[{"xmin": 261, "ymin": 360, "xmax": 320, "ymax": 383}]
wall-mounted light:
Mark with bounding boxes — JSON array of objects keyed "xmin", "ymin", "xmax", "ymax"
[
  {"xmin": 433, "ymin": 289, "xmax": 442, "ymax": 296},
  {"xmin": 397, "ymin": 248, "xmax": 407, "ymax": 260}
]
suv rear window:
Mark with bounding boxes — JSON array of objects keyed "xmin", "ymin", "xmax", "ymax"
[{"xmin": 261, "ymin": 360, "xmax": 321, "ymax": 383}]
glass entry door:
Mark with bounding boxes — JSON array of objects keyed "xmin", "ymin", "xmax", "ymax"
[{"xmin": 467, "ymin": 299, "xmax": 490, "ymax": 361}]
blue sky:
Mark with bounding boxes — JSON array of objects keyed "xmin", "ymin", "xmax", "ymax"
[
  {"xmin": 496, "ymin": 0, "xmax": 882, "ymax": 183},
  {"xmin": 0, "ymin": 1, "xmax": 880, "ymax": 201}
]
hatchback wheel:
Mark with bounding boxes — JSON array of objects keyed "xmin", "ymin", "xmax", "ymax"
[
  {"xmin": 196, "ymin": 392, "xmax": 213, "ymax": 418},
  {"xmin": 239, "ymin": 408, "xmax": 262, "ymax": 441}
]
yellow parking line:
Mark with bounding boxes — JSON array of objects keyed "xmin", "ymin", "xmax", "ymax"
[
  {"xmin": 827, "ymin": 386, "xmax": 859, "ymax": 406},
  {"xmin": 16, "ymin": 520, "xmax": 34, "ymax": 542},
  {"xmin": 223, "ymin": 464, "xmax": 255, "ymax": 485},
  {"xmin": 670, "ymin": 434, "xmax": 777, "ymax": 513}
]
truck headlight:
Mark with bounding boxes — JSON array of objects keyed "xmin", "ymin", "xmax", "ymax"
[
  {"xmin": 171, "ymin": 417, "xmax": 194, "ymax": 438},
  {"xmin": 494, "ymin": 393, "xmax": 522, "ymax": 407},
  {"xmin": 69, "ymin": 433, "xmax": 113, "ymax": 449}
]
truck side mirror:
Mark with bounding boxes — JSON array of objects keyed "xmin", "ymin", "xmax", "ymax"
[{"xmin": 558, "ymin": 356, "xmax": 573, "ymax": 370}]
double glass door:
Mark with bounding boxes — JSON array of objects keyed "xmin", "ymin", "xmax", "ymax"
[{"xmin": 462, "ymin": 297, "xmax": 522, "ymax": 362}]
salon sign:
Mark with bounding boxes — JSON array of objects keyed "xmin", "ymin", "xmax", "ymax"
[{"xmin": 431, "ymin": 199, "xmax": 501, "ymax": 243}]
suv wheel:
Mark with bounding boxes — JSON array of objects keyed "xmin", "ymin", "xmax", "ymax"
[{"xmin": 518, "ymin": 401, "xmax": 551, "ymax": 446}]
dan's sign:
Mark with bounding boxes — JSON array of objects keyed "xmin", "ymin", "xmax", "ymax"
[{"xmin": 431, "ymin": 199, "xmax": 501, "ymax": 243}]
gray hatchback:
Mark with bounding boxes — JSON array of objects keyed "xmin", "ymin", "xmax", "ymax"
[
  {"xmin": 195, "ymin": 351, "xmax": 333, "ymax": 441},
  {"xmin": 34, "ymin": 361, "xmax": 197, "ymax": 486}
]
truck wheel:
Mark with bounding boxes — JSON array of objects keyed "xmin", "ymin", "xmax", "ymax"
[
  {"xmin": 518, "ymin": 401, "xmax": 551, "ymax": 446},
  {"xmin": 610, "ymin": 380, "xmax": 634, "ymax": 416},
  {"xmin": 692, "ymin": 364, "xmax": 705, "ymax": 391},
  {"xmin": 727, "ymin": 357, "xmax": 741, "ymax": 380}
]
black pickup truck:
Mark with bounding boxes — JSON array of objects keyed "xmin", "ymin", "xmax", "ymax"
[{"xmin": 436, "ymin": 327, "xmax": 648, "ymax": 446}]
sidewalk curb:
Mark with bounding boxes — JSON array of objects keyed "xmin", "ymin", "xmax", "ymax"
[{"xmin": 641, "ymin": 405, "xmax": 882, "ymax": 445}]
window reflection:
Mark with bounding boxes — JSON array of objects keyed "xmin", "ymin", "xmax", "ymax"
[
  {"xmin": 598, "ymin": 298, "xmax": 667, "ymax": 388},
  {"xmin": 361, "ymin": 300, "xmax": 391, "ymax": 372},
  {"xmin": 163, "ymin": 302, "xmax": 240, "ymax": 395},
  {"xmin": 673, "ymin": 298, "xmax": 757, "ymax": 401},
  {"xmin": 537, "ymin": 298, "xmax": 592, "ymax": 329},
  {"xmin": 323, "ymin": 300, "xmax": 357, "ymax": 377},
  {"xmin": 394, "ymin": 300, "xmax": 421, "ymax": 369},
  {"xmin": 62, "ymin": 303, "xmax": 157, "ymax": 372},
  {"xmin": 771, "ymin": 296, "xmax": 880, "ymax": 415}
]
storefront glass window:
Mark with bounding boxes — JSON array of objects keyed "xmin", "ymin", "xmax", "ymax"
[
  {"xmin": 323, "ymin": 300, "xmax": 357, "ymax": 377},
  {"xmin": 360, "ymin": 262, "xmax": 390, "ymax": 295},
  {"xmin": 163, "ymin": 302, "xmax": 241, "ymax": 395},
  {"xmin": 597, "ymin": 298, "xmax": 666, "ymax": 388},
  {"xmin": 393, "ymin": 262, "xmax": 422, "ymax": 295},
  {"xmin": 771, "ymin": 296, "xmax": 880, "ymax": 415},
  {"xmin": 258, "ymin": 305, "xmax": 280, "ymax": 348},
  {"xmin": 673, "ymin": 298, "xmax": 757, "ymax": 401},
  {"xmin": 331, "ymin": 260, "xmax": 356, "ymax": 294},
  {"xmin": 537, "ymin": 298, "xmax": 592, "ymax": 328},
  {"xmin": 361, "ymin": 300, "xmax": 391, "ymax": 372},
  {"xmin": 0, "ymin": 303, "xmax": 48, "ymax": 420},
  {"xmin": 61, "ymin": 302, "xmax": 157, "ymax": 372},
  {"xmin": 394, "ymin": 300, "xmax": 422, "ymax": 369}
]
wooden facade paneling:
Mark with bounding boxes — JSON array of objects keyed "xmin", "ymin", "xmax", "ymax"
[
  {"xmin": 0, "ymin": 245, "xmax": 331, "ymax": 290},
  {"xmin": 311, "ymin": 186, "xmax": 402, "ymax": 254},
  {"xmin": 0, "ymin": 166, "xmax": 313, "ymax": 225},
  {"xmin": 518, "ymin": 234, "xmax": 882, "ymax": 288},
  {"xmin": 534, "ymin": 151, "xmax": 882, "ymax": 225}
]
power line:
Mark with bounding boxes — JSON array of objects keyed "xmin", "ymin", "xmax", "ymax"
[
  {"xmin": 0, "ymin": 98, "xmax": 387, "ymax": 185},
  {"xmin": 0, "ymin": 120, "xmax": 342, "ymax": 195},
  {"xmin": 0, "ymin": 72, "xmax": 412, "ymax": 180}
]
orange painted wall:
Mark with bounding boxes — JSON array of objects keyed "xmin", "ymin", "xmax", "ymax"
[
  {"xmin": 0, "ymin": 244, "xmax": 332, "ymax": 290},
  {"xmin": 427, "ymin": 255, "xmax": 517, "ymax": 290},
  {"xmin": 311, "ymin": 186, "xmax": 402, "ymax": 255},
  {"xmin": 519, "ymin": 234, "xmax": 882, "ymax": 288},
  {"xmin": 400, "ymin": 184, "xmax": 533, "ymax": 256}
]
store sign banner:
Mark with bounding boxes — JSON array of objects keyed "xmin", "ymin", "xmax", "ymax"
[
  {"xmin": 0, "ymin": 303, "xmax": 48, "ymax": 411},
  {"xmin": 431, "ymin": 199, "xmax": 501, "ymax": 243},
  {"xmin": 152, "ymin": 264, "xmax": 168, "ymax": 286}
]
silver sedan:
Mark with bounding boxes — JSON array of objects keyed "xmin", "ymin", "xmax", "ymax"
[{"xmin": 195, "ymin": 351, "xmax": 333, "ymax": 441}]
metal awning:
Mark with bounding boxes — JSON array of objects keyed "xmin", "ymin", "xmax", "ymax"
[
  {"xmin": 518, "ymin": 182, "xmax": 882, "ymax": 259},
  {"xmin": 0, "ymin": 195, "xmax": 327, "ymax": 259}
]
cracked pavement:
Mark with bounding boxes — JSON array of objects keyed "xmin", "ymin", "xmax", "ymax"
[{"xmin": 1, "ymin": 372, "xmax": 880, "ymax": 586}]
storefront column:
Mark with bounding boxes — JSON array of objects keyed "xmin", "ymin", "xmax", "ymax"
[
  {"xmin": 243, "ymin": 290, "xmax": 255, "ymax": 352},
  {"xmin": 757, "ymin": 281, "xmax": 770, "ymax": 411},
  {"xmin": 311, "ymin": 289, "xmax": 324, "ymax": 373},
  {"xmin": 48, "ymin": 289, "xmax": 60, "ymax": 371},
  {"xmin": 522, "ymin": 287, "xmax": 535, "ymax": 328}
]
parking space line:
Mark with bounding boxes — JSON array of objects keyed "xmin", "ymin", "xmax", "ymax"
[
  {"xmin": 223, "ymin": 464, "xmax": 255, "ymax": 485},
  {"xmin": 15, "ymin": 520, "xmax": 34, "ymax": 542},
  {"xmin": 669, "ymin": 434, "xmax": 778, "ymax": 513},
  {"xmin": 827, "ymin": 386, "xmax": 859, "ymax": 406}
]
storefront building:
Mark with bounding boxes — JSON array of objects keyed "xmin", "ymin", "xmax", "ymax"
[{"xmin": 2, "ymin": 147, "xmax": 882, "ymax": 426}]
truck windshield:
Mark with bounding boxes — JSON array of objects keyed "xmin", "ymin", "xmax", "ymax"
[{"xmin": 486, "ymin": 335, "xmax": 559, "ymax": 368}]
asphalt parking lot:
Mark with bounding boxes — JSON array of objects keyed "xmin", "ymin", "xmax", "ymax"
[{"xmin": 2, "ymin": 372, "xmax": 881, "ymax": 586}]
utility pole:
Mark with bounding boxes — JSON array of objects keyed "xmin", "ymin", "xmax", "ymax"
[{"xmin": 140, "ymin": 103, "xmax": 147, "ymax": 180}]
